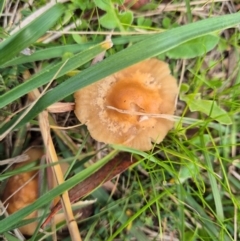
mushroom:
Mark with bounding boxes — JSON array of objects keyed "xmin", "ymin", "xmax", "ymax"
[
  {"xmin": 2, "ymin": 147, "xmax": 43, "ymax": 236},
  {"xmin": 2, "ymin": 147, "xmax": 69, "ymax": 236},
  {"xmin": 74, "ymin": 58, "xmax": 178, "ymax": 151}
]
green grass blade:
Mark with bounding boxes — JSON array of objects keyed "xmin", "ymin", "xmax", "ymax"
[
  {"xmin": 0, "ymin": 4, "xmax": 65, "ymax": 66},
  {"xmin": 0, "ymin": 41, "xmax": 112, "ymax": 109},
  {"xmin": 200, "ymin": 133, "xmax": 224, "ymax": 220},
  {"xmin": 1, "ymin": 35, "xmax": 146, "ymax": 67},
  {"xmin": 2, "ymin": 232, "xmax": 20, "ymax": 241},
  {"xmin": 184, "ymin": 0, "xmax": 193, "ymax": 23},
  {"xmin": 1, "ymin": 12, "xmax": 240, "ymax": 134},
  {"xmin": 185, "ymin": 193, "xmax": 232, "ymax": 241},
  {"xmin": 1, "ymin": 43, "xmax": 95, "ymax": 67},
  {"xmin": 0, "ymin": 0, "xmax": 6, "ymax": 16}
]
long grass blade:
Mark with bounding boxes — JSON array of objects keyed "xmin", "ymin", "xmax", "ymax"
[{"xmin": 0, "ymin": 4, "xmax": 64, "ymax": 66}]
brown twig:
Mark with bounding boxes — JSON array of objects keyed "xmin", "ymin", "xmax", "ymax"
[{"xmin": 42, "ymin": 153, "xmax": 136, "ymax": 227}]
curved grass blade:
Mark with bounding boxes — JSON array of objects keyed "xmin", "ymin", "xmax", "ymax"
[
  {"xmin": 1, "ymin": 35, "xmax": 147, "ymax": 67},
  {"xmin": 1, "ymin": 43, "xmax": 95, "ymax": 67},
  {"xmin": 1, "ymin": 12, "xmax": 240, "ymax": 134},
  {"xmin": 0, "ymin": 0, "xmax": 6, "ymax": 17},
  {"xmin": 0, "ymin": 4, "xmax": 65, "ymax": 66}
]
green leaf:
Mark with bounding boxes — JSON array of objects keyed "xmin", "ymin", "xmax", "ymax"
[
  {"xmin": 191, "ymin": 134, "xmax": 211, "ymax": 146},
  {"xmin": 118, "ymin": 11, "xmax": 133, "ymax": 26},
  {"xmin": 1, "ymin": 12, "xmax": 240, "ymax": 134},
  {"xmin": 0, "ymin": 4, "xmax": 65, "ymax": 66},
  {"xmin": 94, "ymin": 0, "xmax": 112, "ymax": 11},
  {"xmin": 180, "ymin": 83, "xmax": 190, "ymax": 94},
  {"xmin": 162, "ymin": 17, "xmax": 171, "ymax": 29},
  {"xmin": 167, "ymin": 34, "xmax": 220, "ymax": 59},
  {"xmin": 95, "ymin": 0, "xmax": 127, "ymax": 30},
  {"xmin": 182, "ymin": 94, "xmax": 232, "ymax": 125},
  {"xmin": 137, "ymin": 17, "xmax": 152, "ymax": 27},
  {"xmin": 72, "ymin": 34, "xmax": 87, "ymax": 44},
  {"xmin": 73, "ymin": 0, "xmax": 94, "ymax": 11},
  {"xmin": 178, "ymin": 162, "xmax": 199, "ymax": 183},
  {"xmin": 99, "ymin": 12, "xmax": 119, "ymax": 29}
]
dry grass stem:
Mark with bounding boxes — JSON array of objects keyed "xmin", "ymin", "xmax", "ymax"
[
  {"xmin": 176, "ymin": 59, "xmax": 186, "ymax": 106},
  {"xmin": 106, "ymin": 106, "xmax": 176, "ymax": 121},
  {"xmin": 48, "ymin": 115, "xmax": 80, "ymax": 155},
  {"xmin": 38, "ymin": 111, "xmax": 82, "ymax": 241},
  {"xmin": 140, "ymin": 226, "xmax": 180, "ymax": 241},
  {"xmin": 135, "ymin": 0, "xmax": 231, "ymax": 17},
  {"xmin": 49, "ymin": 123, "xmax": 83, "ymax": 130},
  {"xmin": 10, "ymin": 0, "xmax": 69, "ymax": 34},
  {"xmin": 47, "ymin": 102, "xmax": 75, "ymax": 113},
  {"xmin": 41, "ymin": 19, "xmax": 82, "ymax": 43},
  {"xmin": 0, "ymin": 154, "xmax": 29, "ymax": 165},
  {"xmin": 46, "ymin": 30, "xmax": 161, "ymax": 35},
  {"xmin": 24, "ymin": 69, "xmax": 82, "ymax": 240}
]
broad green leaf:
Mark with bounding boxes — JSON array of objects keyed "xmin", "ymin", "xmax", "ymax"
[
  {"xmin": 0, "ymin": 4, "xmax": 65, "ymax": 66},
  {"xmin": 182, "ymin": 94, "xmax": 232, "ymax": 125},
  {"xmin": 191, "ymin": 134, "xmax": 211, "ymax": 146},
  {"xmin": 180, "ymin": 83, "xmax": 190, "ymax": 94},
  {"xmin": 94, "ymin": 0, "xmax": 112, "ymax": 11},
  {"xmin": 118, "ymin": 11, "xmax": 133, "ymax": 26},
  {"xmin": 0, "ymin": 40, "xmax": 112, "ymax": 109},
  {"xmin": 137, "ymin": 17, "xmax": 152, "ymax": 27},
  {"xmin": 72, "ymin": 34, "xmax": 86, "ymax": 44},
  {"xmin": 95, "ymin": 0, "xmax": 124, "ymax": 30},
  {"xmin": 1, "ymin": 12, "xmax": 240, "ymax": 134},
  {"xmin": 73, "ymin": 0, "xmax": 94, "ymax": 10},
  {"xmin": 99, "ymin": 12, "xmax": 119, "ymax": 29},
  {"xmin": 167, "ymin": 34, "xmax": 220, "ymax": 59},
  {"xmin": 162, "ymin": 17, "xmax": 171, "ymax": 29},
  {"xmin": 178, "ymin": 162, "xmax": 199, "ymax": 183}
]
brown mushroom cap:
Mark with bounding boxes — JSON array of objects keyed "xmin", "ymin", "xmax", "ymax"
[
  {"xmin": 2, "ymin": 147, "xmax": 43, "ymax": 235},
  {"xmin": 74, "ymin": 58, "xmax": 178, "ymax": 151},
  {"xmin": 2, "ymin": 147, "xmax": 69, "ymax": 235}
]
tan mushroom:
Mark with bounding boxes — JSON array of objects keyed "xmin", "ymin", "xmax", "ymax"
[
  {"xmin": 74, "ymin": 58, "xmax": 178, "ymax": 151},
  {"xmin": 2, "ymin": 147, "xmax": 69, "ymax": 235}
]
